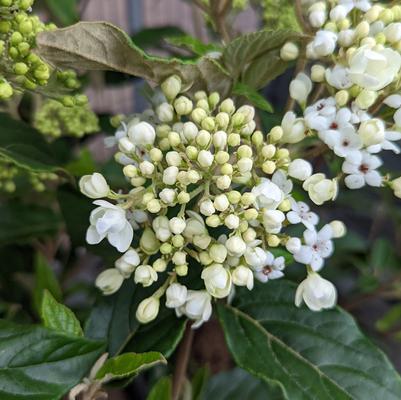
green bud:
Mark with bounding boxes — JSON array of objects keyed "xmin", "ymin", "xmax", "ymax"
[
  {"xmin": 8, "ymin": 47, "xmax": 19, "ymax": 59},
  {"xmin": 160, "ymin": 242, "xmax": 173, "ymax": 255},
  {"xmin": 140, "ymin": 228, "xmax": 160, "ymax": 255},
  {"xmin": 208, "ymin": 92, "xmax": 220, "ymax": 109},
  {"xmin": 161, "ymin": 75, "xmax": 181, "ymax": 100},
  {"xmin": 11, "ymin": 32, "xmax": 24, "ymax": 46},
  {"xmin": 220, "ymin": 98, "xmax": 235, "ymax": 114},
  {"xmin": 177, "ymin": 191, "xmax": 190, "ymax": 204},
  {"xmin": 0, "ymin": 82, "xmax": 13, "ymax": 99},
  {"xmin": 0, "ymin": 21, "xmax": 11, "ymax": 34},
  {"xmin": 227, "ymin": 133, "xmax": 240, "ymax": 147},
  {"xmin": 75, "ymin": 94, "xmax": 88, "ymax": 105},
  {"xmin": 14, "ymin": 62, "xmax": 28, "ymax": 75},
  {"xmin": 0, "ymin": 0, "xmax": 12, "ymax": 6},
  {"xmin": 17, "ymin": 41, "xmax": 30, "ymax": 56},
  {"xmin": 201, "ymin": 116, "xmax": 215, "ymax": 131},
  {"xmin": 252, "ymin": 131, "xmax": 264, "ymax": 146},
  {"xmin": 23, "ymin": 78, "xmax": 36, "ymax": 90},
  {"xmin": 175, "ymin": 264, "xmax": 188, "ymax": 276},
  {"xmin": 61, "ymin": 96, "xmax": 75, "ymax": 107},
  {"xmin": 19, "ymin": 19, "xmax": 33, "ymax": 35},
  {"xmin": 186, "ymin": 145, "xmax": 198, "ymax": 160},
  {"xmin": 172, "ymin": 234, "xmax": 185, "ymax": 248},
  {"xmin": 227, "ymin": 190, "xmax": 241, "ymax": 204}
]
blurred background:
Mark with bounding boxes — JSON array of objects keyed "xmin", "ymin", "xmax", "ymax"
[{"xmin": 1, "ymin": 0, "xmax": 401, "ymax": 398}]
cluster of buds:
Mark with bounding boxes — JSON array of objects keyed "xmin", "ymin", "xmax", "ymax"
[
  {"xmin": 34, "ymin": 99, "xmax": 99, "ymax": 139},
  {"xmin": 0, "ymin": 158, "xmax": 58, "ymax": 193},
  {"xmin": 0, "ymin": 0, "xmax": 85, "ymax": 105},
  {"xmin": 80, "ymin": 75, "xmax": 345, "ymax": 328},
  {"xmin": 278, "ymin": 0, "xmax": 401, "ymax": 197}
]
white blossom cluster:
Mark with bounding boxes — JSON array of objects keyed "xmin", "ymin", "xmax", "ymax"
[
  {"xmin": 281, "ymin": 0, "xmax": 401, "ymax": 194},
  {"xmin": 80, "ymin": 75, "xmax": 345, "ymax": 328}
]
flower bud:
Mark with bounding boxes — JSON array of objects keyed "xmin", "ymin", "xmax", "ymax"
[
  {"xmin": 95, "ymin": 269, "xmax": 124, "ymax": 295},
  {"xmin": 196, "ymin": 130, "xmax": 211, "ymax": 147},
  {"xmin": 216, "ymin": 175, "xmax": 231, "ymax": 190},
  {"xmin": 152, "ymin": 258, "xmax": 167, "ymax": 272},
  {"xmin": 79, "ymin": 173, "xmax": 110, "ymax": 199},
  {"xmin": 221, "ymin": 163, "xmax": 233, "ymax": 175},
  {"xmin": 166, "ymin": 151, "xmax": 182, "ymax": 167},
  {"xmin": 335, "ymin": 90, "xmax": 349, "ymax": 106},
  {"xmin": 134, "ymin": 265, "xmax": 158, "ymax": 287},
  {"xmin": 288, "ymin": 159, "xmax": 312, "ymax": 181},
  {"xmin": 290, "ymin": 73, "xmax": 312, "ymax": 104},
  {"xmin": 172, "ymin": 251, "xmax": 187, "ymax": 265},
  {"xmin": 224, "ymin": 214, "xmax": 240, "ymax": 229},
  {"xmin": 355, "ymin": 90, "xmax": 377, "ymax": 110},
  {"xmin": 269, "ymin": 127, "xmax": 283, "ymax": 143},
  {"xmin": 262, "ymin": 161, "xmax": 276, "ymax": 174},
  {"xmin": 115, "ymin": 249, "xmax": 140, "ymax": 278},
  {"xmin": 149, "ymin": 148, "xmax": 163, "ymax": 162},
  {"xmin": 225, "ymin": 235, "xmax": 247, "ymax": 257},
  {"xmin": 157, "ymin": 103, "xmax": 174, "ymax": 122},
  {"xmin": 329, "ymin": 220, "xmax": 346, "ymax": 238},
  {"xmin": 280, "ymin": 42, "xmax": 299, "ymax": 61},
  {"xmin": 191, "ymin": 107, "xmax": 207, "ymax": 124},
  {"xmin": 201, "ymin": 263, "xmax": 232, "ymax": 298},
  {"xmin": 136, "ymin": 296, "xmax": 160, "ymax": 323},
  {"xmin": 161, "ymin": 75, "xmax": 181, "ymax": 100},
  {"xmin": 198, "ymin": 150, "xmax": 214, "ymax": 167},
  {"xmin": 214, "ymin": 194, "xmax": 230, "ymax": 211},
  {"xmin": 147, "ymin": 199, "xmax": 161, "ymax": 213},
  {"xmin": 220, "ymin": 98, "xmax": 235, "ymax": 114},
  {"xmin": 200, "ymin": 199, "xmax": 215, "ymax": 216},
  {"xmin": 159, "ymin": 188, "xmax": 176, "ymax": 204},
  {"xmin": 140, "ymin": 228, "xmax": 160, "ymax": 255},
  {"xmin": 177, "ymin": 191, "xmax": 190, "ymax": 204},
  {"xmin": 237, "ymin": 158, "xmax": 253, "ymax": 174},
  {"xmin": 139, "ymin": 160, "xmax": 155, "ymax": 176},
  {"xmin": 303, "ymin": 174, "xmax": 338, "ymax": 205},
  {"xmin": 206, "ymin": 215, "xmax": 221, "ymax": 228},
  {"xmin": 166, "ymin": 283, "xmax": 187, "ymax": 308},
  {"xmin": 392, "ymin": 177, "xmax": 401, "ymax": 198},
  {"xmin": 128, "ymin": 121, "xmax": 156, "ymax": 146},
  {"xmin": 175, "ymin": 264, "xmax": 188, "ymax": 276},
  {"xmin": 153, "ymin": 216, "xmax": 171, "ymax": 242},
  {"xmin": 227, "ymin": 133, "xmax": 241, "ymax": 147},
  {"xmin": 215, "ymin": 112, "xmax": 230, "ymax": 129},
  {"xmin": 163, "ymin": 166, "xmax": 179, "ymax": 185},
  {"xmin": 174, "ymin": 96, "xmax": 193, "ymax": 115},
  {"xmin": 213, "ymin": 130, "xmax": 227, "ymax": 148},
  {"xmin": 358, "ymin": 119, "xmax": 385, "ymax": 146},
  {"xmin": 262, "ymin": 144, "xmax": 276, "ymax": 158},
  {"xmin": 172, "ymin": 234, "xmax": 185, "ymax": 248},
  {"xmin": 169, "ymin": 217, "xmax": 186, "ymax": 234}
]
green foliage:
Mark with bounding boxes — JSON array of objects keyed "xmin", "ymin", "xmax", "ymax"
[
  {"xmin": 95, "ymin": 352, "xmax": 166, "ymax": 381},
  {"xmin": 147, "ymin": 376, "xmax": 172, "ymax": 400},
  {"xmin": 44, "ymin": 0, "xmax": 79, "ymax": 26},
  {"xmin": 33, "ymin": 253, "xmax": 62, "ymax": 313},
  {"xmin": 261, "ymin": 0, "xmax": 300, "ymax": 31},
  {"xmin": 167, "ymin": 35, "xmax": 221, "ymax": 57},
  {"xmin": 41, "ymin": 290, "xmax": 83, "ymax": 336},
  {"xmin": 233, "ymin": 82, "xmax": 273, "ymax": 112},
  {"xmin": 191, "ymin": 367, "xmax": 210, "ymax": 400},
  {"xmin": 218, "ymin": 280, "xmax": 401, "ymax": 399},
  {"xmin": 0, "ymin": 319, "xmax": 104, "ymax": 400},
  {"xmin": 36, "ymin": 22, "xmax": 232, "ymax": 95}
]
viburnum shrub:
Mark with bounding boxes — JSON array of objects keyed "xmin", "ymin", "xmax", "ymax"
[{"xmin": 3, "ymin": 0, "xmax": 401, "ymax": 399}]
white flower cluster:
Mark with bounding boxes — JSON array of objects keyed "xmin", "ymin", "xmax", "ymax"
[
  {"xmin": 281, "ymin": 0, "xmax": 401, "ymax": 195},
  {"xmin": 80, "ymin": 75, "xmax": 345, "ymax": 328}
]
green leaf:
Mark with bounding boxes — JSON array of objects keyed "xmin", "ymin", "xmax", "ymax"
[
  {"xmin": 45, "ymin": 0, "xmax": 79, "ymax": 26},
  {"xmin": 376, "ymin": 304, "xmax": 401, "ymax": 333},
  {"xmin": 222, "ymin": 30, "xmax": 302, "ymax": 89},
  {"xmin": 41, "ymin": 290, "xmax": 83, "ymax": 336},
  {"xmin": 132, "ymin": 26, "xmax": 186, "ymax": 49},
  {"xmin": 218, "ymin": 280, "xmax": 401, "ymax": 400},
  {"xmin": 233, "ymin": 82, "xmax": 273, "ymax": 112},
  {"xmin": 33, "ymin": 253, "xmax": 62, "ymax": 313},
  {"xmin": 192, "ymin": 367, "xmax": 210, "ymax": 400},
  {"xmin": 65, "ymin": 148, "xmax": 97, "ymax": 176},
  {"xmin": 0, "ymin": 113, "xmax": 62, "ymax": 174},
  {"xmin": 167, "ymin": 35, "xmax": 221, "ymax": 56},
  {"xmin": 0, "ymin": 203, "xmax": 61, "ymax": 246},
  {"xmin": 147, "ymin": 376, "xmax": 172, "ymax": 400},
  {"xmin": 204, "ymin": 368, "xmax": 284, "ymax": 400},
  {"xmin": 85, "ymin": 279, "xmax": 185, "ymax": 358},
  {"xmin": 36, "ymin": 22, "xmax": 232, "ymax": 95},
  {"xmin": 95, "ymin": 352, "xmax": 166, "ymax": 381},
  {"xmin": 0, "ymin": 319, "xmax": 105, "ymax": 400}
]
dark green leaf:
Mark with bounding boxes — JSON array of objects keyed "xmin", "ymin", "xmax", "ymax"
[
  {"xmin": 41, "ymin": 290, "xmax": 83, "ymax": 336},
  {"xmin": 167, "ymin": 35, "xmax": 221, "ymax": 56},
  {"xmin": 132, "ymin": 26, "xmax": 186, "ymax": 49},
  {"xmin": 192, "ymin": 367, "xmax": 210, "ymax": 400},
  {"xmin": 0, "ymin": 203, "xmax": 61, "ymax": 246},
  {"xmin": 218, "ymin": 280, "xmax": 401, "ymax": 399},
  {"xmin": 376, "ymin": 304, "xmax": 401, "ymax": 333},
  {"xmin": 222, "ymin": 30, "xmax": 302, "ymax": 89},
  {"xmin": 33, "ymin": 253, "xmax": 62, "ymax": 313},
  {"xmin": 45, "ymin": 0, "xmax": 79, "ymax": 26},
  {"xmin": 233, "ymin": 82, "xmax": 273, "ymax": 112},
  {"xmin": 147, "ymin": 376, "xmax": 172, "ymax": 400},
  {"xmin": 0, "ymin": 113, "xmax": 61, "ymax": 174},
  {"xmin": 0, "ymin": 319, "xmax": 105, "ymax": 400},
  {"xmin": 65, "ymin": 148, "xmax": 97, "ymax": 176},
  {"xmin": 369, "ymin": 239, "xmax": 397, "ymax": 270},
  {"xmin": 36, "ymin": 22, "xmax": 232, "ymax": 95},
  {"xmin": 204, "ymin": 368, "xmax": 284, "ymax": 400},
  {"xmin": 95, "ymin": 352, "xmax": 166, "ymax": 381}
]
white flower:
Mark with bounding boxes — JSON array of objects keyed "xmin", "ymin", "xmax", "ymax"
[
  {"xmin": 343, "ymin": 151, "xmax": 382, "ymax": 189},
  {"xmin": 288, "ymin": 159, "xmax": 312, "ymax": 181},
  {"xmin": 337, "ymin": 29, "xmax": 355, "ymax": 47},
  {"xmin": 303, "ymin": 174, "xmax": 338, "ymax": 205},
  {"xmin": 200, "ymin": 199, "xmax": 215, "ymax": 216},
  {"xmin": 136, "ymin": 296, "xmax": 160, "ymax": 323},
  {"xmin": 225, "ymin": 235, "xmax": 247, "ymax": 257},
  {"xmin": 254, "ymin": 251, "xmax": 285, "ymax": 283},
  {"xmin": 232, "ymin": 265, "xmax": 254, "ymax": 290},
  {"xmin": 281, "ymin": 111, "xmax": 306, "ymax": 143},
  {"xmin": 272, "ymin": 169, "xmax": 293, "ymax": 196},
  {"xmin": 115, "ymin": 249, "xmax": 140, "ymax": 278},
  {"xmin": 209, "ymin": 244, "xmax": 227, "ymax": 264},
  {"xmin": 201, "ymin": 264, "xmax": 232, "ymax": 298},
  {"xmin": 287, "ymin": 201, "xmax": 319, "ymax": 230},
  {"xmin": 183, "ymin": 212, "xmax": 207, "ymax": 240},
  {"xmin": 166, "ymin": 283, "xmax": 188, "ymax": 308},
  {"xmin": 198, "ymin": 150, "xmax": 214, "ymax": 167},
  {"xmin": 289, "ymin": 73, "xmax": 313, "ymax": 104},
  {"xmin": 86, "ymin": 200, "xmax": 133, "ymax": 252},
  {"xmin": 263, "ymin": 209, "xmax": 285, "ymax": 234},
  {"xmin": 322, "ymin": 125, "xmax": 362, "ymax": 160},
  {"xmin": 213, "ymin": 130, "xmax": 227, "ymax": 148},
  {"xmin": 163, "ymin": 166, "xmax": 179, "ymax": 185},
  {"xmin": 224, "ymin": 214, "xmax": 240, "ymax": 230},
  {"xmin": 295, "ymin": 272, "xmax": 337, "ymax": 311},
  {"xmin": 293, "ymin": 225, "xmax": 334, "ymax": 271},
  {"xmin": 348, "ymin": 46, "xmax": 401, "ymax": 91},
  {"xmin": 384, "ymin": 95, "xmax": 401, "ymax": 109},
  {"xmin": 330, "ymin": 5, "xmax": 348, "ymax": 21},
  {"xmin": 304, "ymin": 97, "xmax": 336, "ymax": 131},
  {"xmin": 309, "ymin": 7, "xmax": 326, "ymax": 28},
  {"xmin": 95, "ymin": 268, "xmax": 124, "ymax": 295},
  {"xmin": 384, "ymin": 23, "xmax": 401, "ymax": 43},
  {"xmin": 251, "ymin": 178, "xmax": 284, "ymax": 210},
  {"xmin": 79, "ymin": 173, "xmax": 110, "ymax": 199},
  {"xmin": 214, "ymin": 194, "xmax": 229, "ymax": 212},
  {"xmin": 325, "ymin": 66, "xmax": 352, "ymax": 89},
  {"xmin": 338, "ymin": 0, "xmax": 371, "ymax": 12},
  {"xmin": 358, "ymin": 119, "xmax": 385, "ymax": 147},
  {"xmin": 368, "ymin": 130, "xmax": 401, "ymax": 154},
  {"xmin": 169, "ymin": 217, "xmax": 186, "ymax": 234},
  {"xmin": 310, "ymin": 30, "xmax": 337, "ymax": 57},
  {"xmin": 134, "ymin": 265, "xmax": 158, "ymax": 287},
  {"xmin": 153, "ymin": 216, "xmax": 171, "ymax": 242},
  {"xmin": 178, "ymin": 290, "xmax": 212, "ymax": 328},
  {"xmin": 316, "ymin": 107, "xmax": 353, "ymax": 138},
  {"xmin": 128, "ymin": 121, "xmax": 156, "ymax": 146},
  {"xmin": 182, "ymin": 122, "xmax": 198, "ymax": 142}
]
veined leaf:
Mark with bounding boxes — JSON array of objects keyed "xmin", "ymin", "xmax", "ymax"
[
  {"xmin": 0, "ymin": 319, "xmax": 104, "ymax": 400},
  {"xmin": 167, "ymin": 35, "xmax": 221, "ymax": 56},
  {"xmin": 41, "ymin": 290, "xmax": 83, "ymax": 337},
  {"xmin": 233, "ymin": 82, "xmax": 273, "ymax": 112},
  {"xmin": 218, "ymin": 280, "xmax": 401, "ymax": 400},
  {"xmin": 95, "ymin": 352, "xmax": 166, "ymax": 381},
  {"xmin": 36, "ymin": 22, "xmax": 232, "ymax": 95}
]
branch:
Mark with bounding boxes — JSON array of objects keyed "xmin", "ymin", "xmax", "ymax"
[
  {"xmin": 172, "ymin": 323, "xmax": 194, "ymax": 400},
  {"xmin": 295, "ymin": 0, "xmax": 312, "ymax": 34}
]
